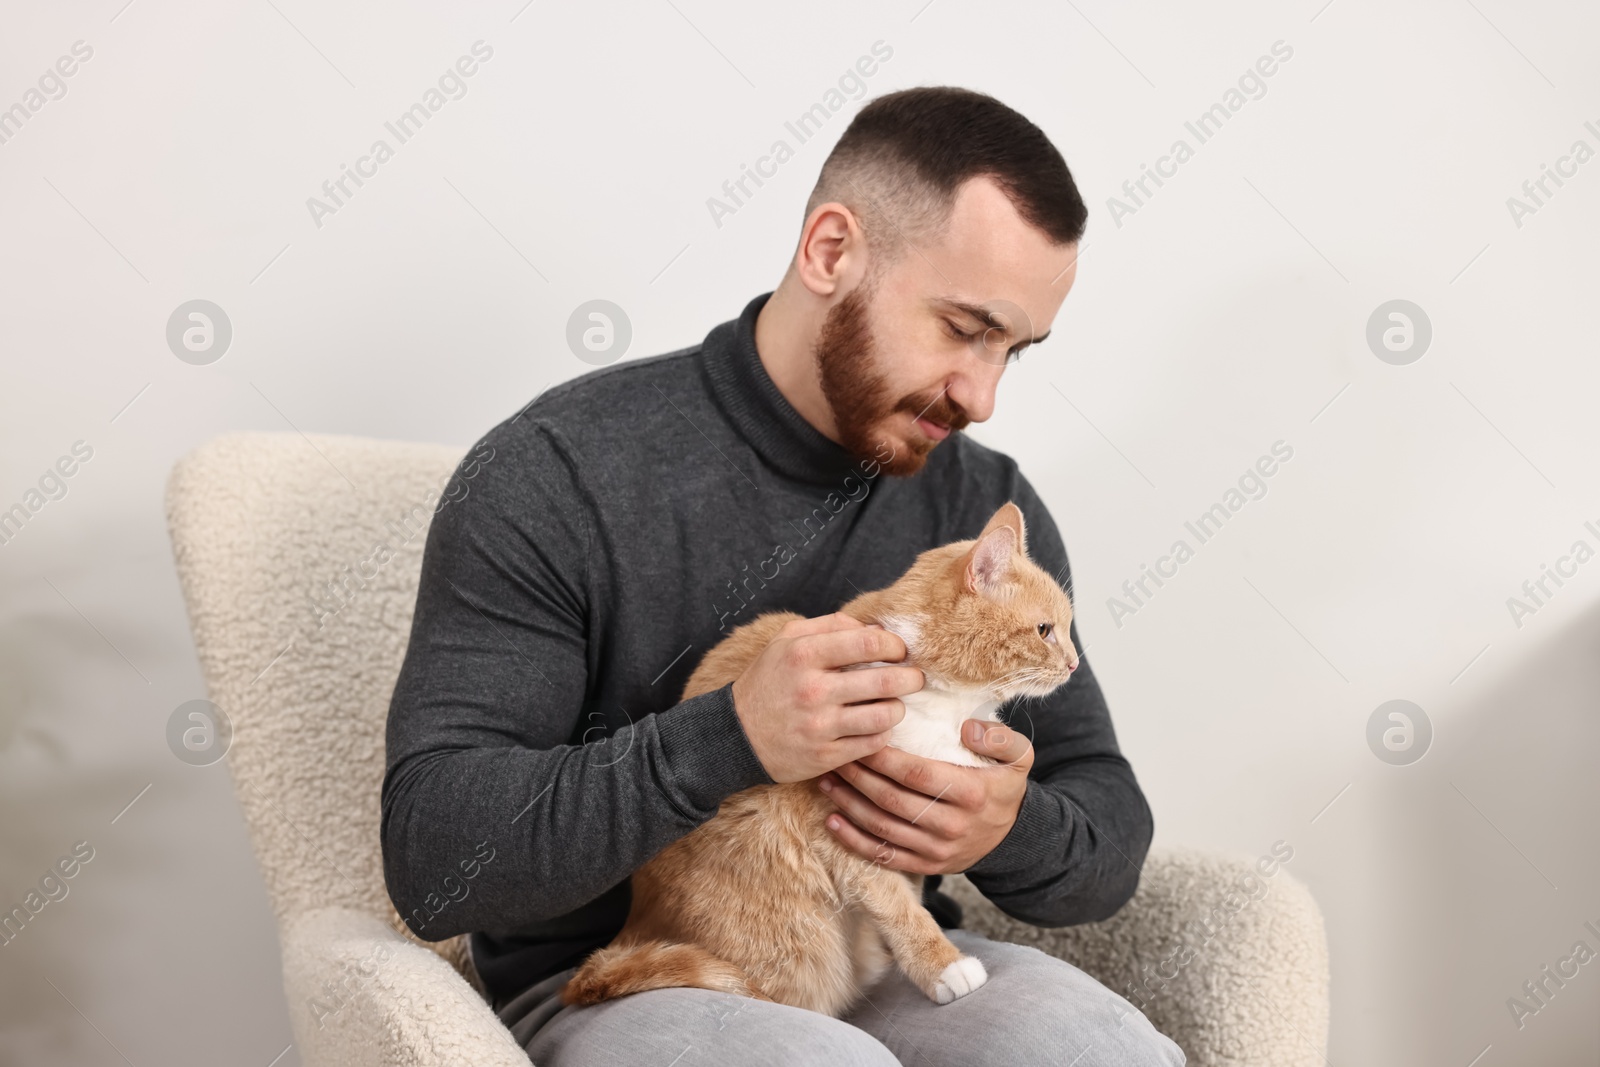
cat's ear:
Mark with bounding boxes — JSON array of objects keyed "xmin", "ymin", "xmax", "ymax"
[
  {"xmin": 979, "ymin": 502, "xmax": 1027, "ymax": 554},
  {"xmin": 965, "ymin": 504, "xmax": 1025, "ymax": 594}
]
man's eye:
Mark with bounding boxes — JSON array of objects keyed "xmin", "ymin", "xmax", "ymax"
[{"xmin": 943, "ymin": 319, "xmax": 977, "ymax": 342}]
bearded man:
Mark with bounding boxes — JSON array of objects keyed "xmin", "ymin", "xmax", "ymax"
[{"xmin": 383, "ymin": 85, "xmax": 1183, "ymax": 1066}]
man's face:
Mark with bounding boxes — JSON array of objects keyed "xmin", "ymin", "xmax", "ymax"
[{"xmin": 813, "ymin": 176, "xmax": 1080, "ymax": 477}]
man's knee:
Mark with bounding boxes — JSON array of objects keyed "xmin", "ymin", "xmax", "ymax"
[
  {"xmin": 526, "ymin": 986, "xmax": 900, "ymax": 1067},
  {"xmin": 950, "ymin": 933, "xmax": 1185, "ymax": 1066},
  {"xmin": 698, "ymin": 990, "xmax": 898, "ymax": 1066},
  {"xmin": 1010, "ymin": 993, "xmax": 1184, "ymax": 1067},
  {"xmin": 672, "ymin": 985, "xmax": 908, "ymax": 1067},
  {"xmin": 1091, "ymin": 1000, "xmax": 1187, "ymax": 1066},
  {"xmin": 773, "ymin": 1015, "xmax": 901, "ymax": 1067}
]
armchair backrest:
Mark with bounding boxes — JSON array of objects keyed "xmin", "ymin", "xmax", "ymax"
[{"xmin": 166, "ymin": 431, "xmax": 464, "ymax": 924}]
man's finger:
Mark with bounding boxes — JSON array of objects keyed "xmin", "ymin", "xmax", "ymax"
[
  {"xmin": 784, "ymin": 611, "xmax": 865, "ymax": 638},
  {"xmin": 834, "ymin": 700, "xmax": 905, "ymax": 740},
  {"xmin": 826, "ymin": 811, "xmax": 936, "ymax": 875},
  {"xmin": 821, "ymin": 775, "xmax": 929, "ymax": 849},
  {"xmin": 831, "ymin": 726, "xmax": 897, "ymax": 768},
  {"xmin": 830, "ymin": 663, "xmax": 923, "ymax": 706},
  {"xmin": 804, "ymin": 625, "xmax": 908, "ymax": 670},
  {"xmin": 856, "ymin": 745, "xmax": 962, "ymax": 801},
  {"xmin": 962, "ymin": 719, "xmax": 1034, "ymax": 768},
  {"xmin": 831, "ymin": 761, "xmax": 960, "ymax": 835}
]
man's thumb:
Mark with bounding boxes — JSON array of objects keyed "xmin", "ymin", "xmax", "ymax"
[{"xmin": 963, "ymin": 719, "xmax": 1030, "ymax": 766}]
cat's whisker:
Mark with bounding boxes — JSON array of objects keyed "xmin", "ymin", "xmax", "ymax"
[
  {"xmin": 988, "ymin": 667, "xmax": 1039, "ymax": 695},
  {"xmin": 992, "ymin": 666, "xmax": 1051, "ymax": 701}
]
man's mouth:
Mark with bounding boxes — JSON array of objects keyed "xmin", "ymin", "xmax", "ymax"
[{"xmin": 914, "ymin": 416, "xmax": 951, "ymax": 442}]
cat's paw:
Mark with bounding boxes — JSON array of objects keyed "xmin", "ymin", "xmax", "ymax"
[{"xmin": 933, "ymin": 955, "xmax": 988, "ymax": 1004}]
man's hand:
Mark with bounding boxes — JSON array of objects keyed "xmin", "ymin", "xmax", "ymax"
[
  {"xmin": 817, "ymin": 719, "xmax": 1034, "ymax": 875},
  {"xmin": 730, "ymin": 613, "xmax": 924, "ymax": 784}
]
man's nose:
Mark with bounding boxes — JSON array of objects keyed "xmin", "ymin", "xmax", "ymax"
[{"xmin": 947, "ymin": 367, "xmax": 1003, "ymax": 424}]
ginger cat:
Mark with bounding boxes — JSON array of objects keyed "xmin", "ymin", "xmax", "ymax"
[{"xmin": 560, "ymin": 502, "xmax": 1081, "ymax": 1017}]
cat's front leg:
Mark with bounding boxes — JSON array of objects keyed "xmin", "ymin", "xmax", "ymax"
[{"xmin": 832, "ymin": 856, "xmax": 988, "ymax": 1005}]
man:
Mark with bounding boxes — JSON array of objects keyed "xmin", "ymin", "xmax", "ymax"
[{"xmin": 383, "ymin": 86, "xmax": 1184, "ymax": 1065}]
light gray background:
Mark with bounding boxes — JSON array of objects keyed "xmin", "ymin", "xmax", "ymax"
[{"xmin": 2, "ymin": 1, "xmax": 1597, "ymax": 1064}]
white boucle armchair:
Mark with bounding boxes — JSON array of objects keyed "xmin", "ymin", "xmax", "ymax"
[{"xmin": 165, "ymin": 431, "xmax": 1330, "ymax": 1067}]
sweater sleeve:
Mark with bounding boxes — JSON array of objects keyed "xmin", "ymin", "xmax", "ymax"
[
  {"xmin": 960, "ymin": 466, "xmax": 1154, "ymax": 926},
  {"xmin": 380, "ymin": 420, "xmax": 773, "ymax": 940}
]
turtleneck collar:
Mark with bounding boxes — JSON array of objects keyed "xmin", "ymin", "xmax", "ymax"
[{"xmin": 700, "ymin": 291, "xmax": 866, "ymax": 486}]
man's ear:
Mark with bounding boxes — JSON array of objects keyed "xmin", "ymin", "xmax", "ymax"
[{"xmin": 964, "ymin": 506, "xmax": 1026, "ymax": 594}]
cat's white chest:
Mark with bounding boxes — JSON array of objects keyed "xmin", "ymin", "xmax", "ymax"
[
  {"xmin": 888, "ymin": 684, "xmax": 1002, "ymax": 767},
  {"xmin": 850, "ymin": 615, "xmax": 1004, "ymax": 768}
]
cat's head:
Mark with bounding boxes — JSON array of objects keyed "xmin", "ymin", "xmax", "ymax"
[{"xmin": 860, "ymin": 502, "xmax": 1079, "ymax": 701}]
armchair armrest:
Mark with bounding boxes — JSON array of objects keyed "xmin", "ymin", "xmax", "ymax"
[
  {"xmin": 942, "ymin": 846, "xmax": 1329, "ymax": 1067},
  {"xmin": 280, "ymin": 906, "xmax": 530, "ymax": 1067}
]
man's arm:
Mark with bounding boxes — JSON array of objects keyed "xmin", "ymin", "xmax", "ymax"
[
  {"xmin": 380, "ymin": 420, "xmax": 772, "ymax": 940},
  {"xmin": 959, "ymin": 466, "xmax": 1154, "ymax": 926}
]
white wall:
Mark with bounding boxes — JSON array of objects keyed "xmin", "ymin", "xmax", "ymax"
[{"xmin": 2, "ymin": 1, "xmax": 1596, "ymax": 1063}]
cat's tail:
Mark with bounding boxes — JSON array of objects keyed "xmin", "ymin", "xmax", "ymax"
[{"xmin": 561, "ymin": 939, "xmax": 771, "ymax": 1006}]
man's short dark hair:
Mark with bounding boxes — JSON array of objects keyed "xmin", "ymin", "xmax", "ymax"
[{"xmin": 804, "ymin": 86, "xmax": 1088, "ymax": 272}]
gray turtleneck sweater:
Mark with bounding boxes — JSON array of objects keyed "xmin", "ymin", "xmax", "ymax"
[{"xmin": 381, "ymin": 291, "xmax": 1153, "ymax": 1005}]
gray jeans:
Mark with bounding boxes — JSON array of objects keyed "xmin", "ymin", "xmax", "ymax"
[{"xmin": 497, "ymin": 929, "xmax": 1186, "ymax": 1066}]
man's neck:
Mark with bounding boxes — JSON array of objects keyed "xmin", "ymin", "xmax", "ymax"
[{"xmin": 752, "ymin": 282, "xmax": 842, "ymax": 445}]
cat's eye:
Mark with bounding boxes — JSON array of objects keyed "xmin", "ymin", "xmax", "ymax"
[{"xmin": 1037, "ymin": 622, "xmax": 1054, "ymax": 640}]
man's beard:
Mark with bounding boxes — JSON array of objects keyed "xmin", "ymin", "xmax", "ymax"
[{"xmin": 813, "ymin": 279, "xmax": 970, "ymax": 478}]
